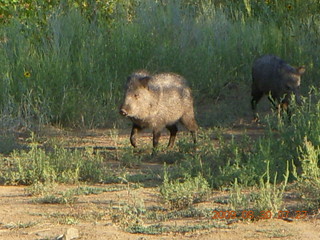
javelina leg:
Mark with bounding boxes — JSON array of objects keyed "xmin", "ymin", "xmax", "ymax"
[
  {"xmin": 190, "ymin": 131, "xmax": 197, "ymax": 144},
  {"xmin": 130, "ymin": 124, "xmax": 142, "ymax": 148},
  {"xmin": 152, "ymin": 129, "xmax": 162, "ymax": 148},
  {"xmin": 180, "ymin": 115, "xmax": 198, "ymax": 144},
  {"xmin": 166, "ymin": 124, "xmax": 178, "ymax": 148},
  {"xmin": 251, "ymin": 91, "xmax": 263, "ymax": 121}
]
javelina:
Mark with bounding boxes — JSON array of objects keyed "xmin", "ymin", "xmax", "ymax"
[
  {"xmin": 119, "ymin": 70, "xmax": 198, "ymax": 148},
  {"xmin": 251, "ymin": 55, "xmax": 305, "ymax": 120}
]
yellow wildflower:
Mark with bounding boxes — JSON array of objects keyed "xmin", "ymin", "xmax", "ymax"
[{"xmin": 24, "ymin": 71, "xmax": 31, "ymax": 78}]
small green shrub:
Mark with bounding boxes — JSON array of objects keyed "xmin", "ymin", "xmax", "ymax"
[
  {"xmin": 229, "ymin": 178, "xmax": 250, "ymax": 211},
  {"xmin": 34, "ymin": 188, "xmax": 79, "ymax": 204},
  {"xmin": 252, "ymin": 161, "xmax": 289, "ymax": 215},
  {"xmin": 229, "ymin": 161, "xmax": 289, "ymax": 219},
  {"xmin": 25, "ymin": 181, "xmax": 57, "ymax": 196},
  {"xmin": 118, "ymin": 147, "xmax": 143, "ymax": 167},
  {"xmin": 293, "ymin": 138, "xmax": 320, "ymax": 210},
  {"xmin": 174, "ymin": 130, "xmax": 258, "ymax": 189},
  {"xmin": 111, "ymin": 204, "xmax": 146, "ymax": 230},
  {"xmin": 0, "ymin": 134, "xmax": 107, "ymax": 185},
  {"xmin": 160, "ymin": 168, "xmax": 210, "ymax": 209}
]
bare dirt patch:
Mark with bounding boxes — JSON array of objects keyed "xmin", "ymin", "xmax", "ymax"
[{"xmin": 0, "ymin": 185, "xmax": 319, "ymax": 240}]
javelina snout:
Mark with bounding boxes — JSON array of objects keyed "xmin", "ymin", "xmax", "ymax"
[
  {"xmin": 119, "ymin": 70, "xmax": 198, "ymax": 149},
  {"xmin": 119, "ymin": 104, "xmax": 130, "ymax": 117},
  {"xmin": 251, "ymin": 55, "xmax": 305, "ymax": 121},
  {"xmin": 119, "ymin": 109, "xmax": 127, "ymax": 116}
]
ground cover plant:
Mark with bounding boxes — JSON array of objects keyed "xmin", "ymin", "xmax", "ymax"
[{"xmin": 0, "ymin": 0, "xmax": 320, "ymax": 239}]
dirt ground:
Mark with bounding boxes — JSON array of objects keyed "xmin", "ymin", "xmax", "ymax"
[{"xmin": 0, "ymin": 125, "xmax": 320, "ymax": 240}]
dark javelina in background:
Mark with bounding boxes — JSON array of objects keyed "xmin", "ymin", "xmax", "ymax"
[
  {"xmin": 119, "ymin": 70, "xmax": 198, "ymax": 148},
  {"xmin": 251, "ymin": 55, "xmax": 305, "ymax": 120}
]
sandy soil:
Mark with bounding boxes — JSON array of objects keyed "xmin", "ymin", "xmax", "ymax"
[{"xmin": 0, "ymin": 185, "xmax": 319, "ymax": 240}]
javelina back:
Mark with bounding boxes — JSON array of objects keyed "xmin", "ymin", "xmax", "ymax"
[
  {"xmin": 251, "ymin": 55, "xmax": 305, "ymax": 120},
  {"xmin": 119, "ymin": 70, "xmax": 198, "ymax": 148}
]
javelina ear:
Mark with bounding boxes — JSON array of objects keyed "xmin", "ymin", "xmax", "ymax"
[
  {"xmin": 297, "ymin": 66, "xmax": 306, "ymax": 75},
  {"xmin": 139, "ymin": 76, "xmax": 151, "ymax": 88}
]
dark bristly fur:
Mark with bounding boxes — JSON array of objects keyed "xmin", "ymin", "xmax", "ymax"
[
  {"xmin": 120, "ymin": 70, "xmax": 198, "ymax": 148},
  {"xmin": 251, "ymin": 55, "xmax": 305, "ymax": 121}
]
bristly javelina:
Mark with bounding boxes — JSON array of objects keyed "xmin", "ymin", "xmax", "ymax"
[
  {"xmin": 119, "ymin": 70, "xmax": 198, "ymax": 148},
  {"xmin": 251, "ymin": 55, "xmax": 305, "ymax": 121}
]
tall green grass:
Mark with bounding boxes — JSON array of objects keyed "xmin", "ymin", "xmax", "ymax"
[{"xmin": 0, "ymin": 0, "xmax": 319, "ymax": 127}]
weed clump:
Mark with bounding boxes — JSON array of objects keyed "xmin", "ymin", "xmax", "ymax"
[
  {"xmin": 293, "ymin": 138, "xmax": 320, "ymax": 210},
  {"xmin": 160, "ymin": 168, "xmax": 210, "ymax": 209},
  {"xmin": 0, "ymin": 134, "xmax": 106, "ymax": 185}
]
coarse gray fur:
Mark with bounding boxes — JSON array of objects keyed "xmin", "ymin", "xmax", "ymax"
[
  {"xmin": 120, "ymin": 70, "xmax": 198, "ymax": 148},
  {"xmin": 251, "ymin": 55, "xmax": 305, "ymax": 120}
]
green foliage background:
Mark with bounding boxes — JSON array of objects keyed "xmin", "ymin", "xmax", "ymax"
[{"xmin": 0, "ymin": 0, "xmax": 319, "ymax": 128}]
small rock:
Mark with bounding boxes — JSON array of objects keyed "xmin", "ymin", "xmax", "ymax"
[
  {"xmin": 57, "ymin": 228, "xmax": 79, "ymax": 240},
  {"xmin": 282, "ymin": 218, "xmax": 294, "ymax": 222},
  {"xmin": 56, "ymin": 234, "xmax": 64, "ymax": 240}
]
